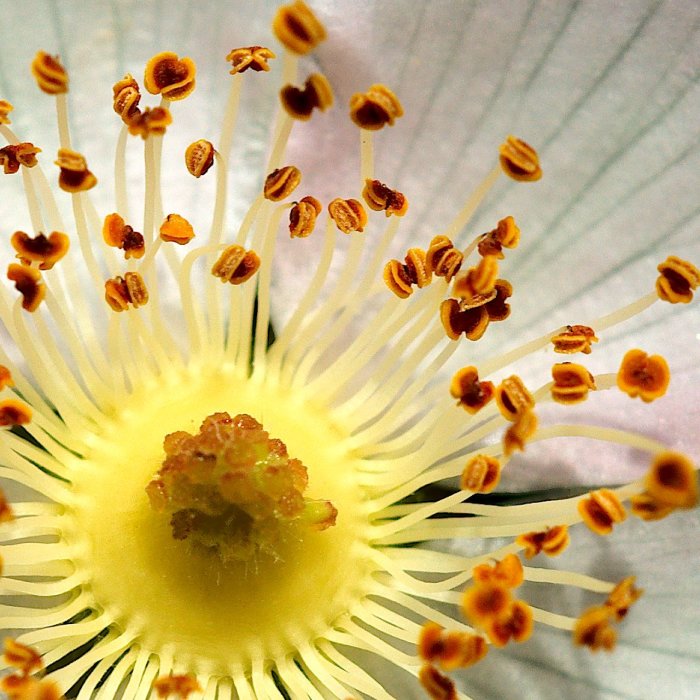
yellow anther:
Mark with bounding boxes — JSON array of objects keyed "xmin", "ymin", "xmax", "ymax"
[
  {"xmin": 450, "ymin": 366, "xmax": 494, "ymax": 414},
  {"xmin": 460, "ymin": 454, "xmax": 501, "ymax": 493},
  {"xmin": 440, "ymin": 298, "xmax": 489, "ymax": 341},
  {"xmin": 185, "ymin": 139, "xmax": 215, "ymax": 178},
  {"xmin": 0, "ymin": 365, "xmax": 13, "ymax": 391},
  {"xmin": 31, "ymin": 51, "xmax": 68, "ymax": 94},
  {"xmin": 144, "ymin": 51, "xmax": 196, "ymax": 100},
  {"xmin": 112, "ymin": 74, "xmax": 141, "ymax": 124},
  {"xmin": 280, "ymin": 73, "xmax": 334, "ymax": 120},
  {"xmin": 361, "ymin": 179, "xmax": 408, "ymax": 217},
  {"xmin": 383, "ymin": 259, "xmax": 414, "ymax": 299},
  {"xmin": 55, "ymin": 147, "xmax": 97, "ymax": 192},
  {"xmin": 226, "ymin": 46, "xmax": 276, "ymax": 75},
  {"xmin": 102, "ymin": 214, "xmax": 145, "ymax": 259},
  {"xmin": 499, "ymin": 135, "xmax": 542, "ymax": 182},
  {"xmin": 551, "ymin": 362, "xmax": 596, "ymax": 404},
  {"xmin": 289, "ymin": 196, "xmax": 322, "ymax": 238},
  {"xmin": 264, "ymin": 165, "xmax": 302, "ymax": 201},
  {"xmin": 0, "ymin": 399, "xmax": 32, "ymax": 427},
  {"xmin": 484, "ymin": 600, "xmax": 533, "ymax": 648},
  {"xmin": 159, "ymin": 213, "xmax": 196, "ymax": 245},
  {"xmin": 629, "ymin": 492, "xmax": 675, "ymax": 521},
  {"xmin": 495, "ymin": 375, "xmax": 534, "ymax": 421},
  {"xmin": 0, "ymin": 99, "xmax": 13, "ymax": 124},
  {"xmin": 153, "ymin": 673, "xmax": 201, "ymax": 699},
  {"xmin": 503, "ymin": 409, "xmax": 538, "ymax": 456},
  {"xmin": 272, "ymin": 1, "xmax": 327, "ymax": 55},
  {"xmin": 3, "ymin": 638, "xmax": 44, "ymax": 675},
  {"xmin": 425, "ymin": 236, "xmax": 463, "ymax": 282},
  {"xmin": 551, "ymin": 324, "xmax": 598, "ymax": 354},
  {"xmin": 578, "ymin": 488, "xmax": 626, "ymax": 535},
  {"xmin": 126, "ymin": 106, "xmax": 173, "ymax": 139},
  {"xmin": 418, "ymin": 663, "xmax": 457, "ymax": 700},
  {"xmin": 418, "ymin": 622, "xmax": 488, "ymax": 671},
  {"xmin": 462, "ymin": 581, "xmax": 513, "ymax": 627},
  {"xmin": 655, "ymin": 255, "xmax": 699, "ymax": 304},
  {"xmin": 0, "ymin": 486, "xmax": 13, "ymax": 523},
  {"xmin": 516, "ymin": 525, "xmax": 570, "ymax": 559},
  {"xmin": 573, "ymin": 605, "xmax": 617, "ymax": 652},
  {"xmin": 605, "ymin": 576, "xmax": 643, "ymax": 622},
  {"xmin": 477, "ymin": 216, "xmax": 521, "ymax": 258},
  {"xmin": 473, "ymin": 553, "xmax": 524, "ymax": 589},
  {"xmin": 0, "ymin": 142, "xmax": 41, "ymax": 174},
  {"xmin": 211, "ymin": 245, "xmax": 261, "ymax": 285},
  {"xmin": 644, "ymin": 450, "xmax": 698, "ymax": 510},
  {"xmin": 458, "ymin": 255, "xmax": 500, "ymax": 298},
  {"xmin": 11, "ymin": 230, "xmax": 69, "ymax": 270},
  {"xmin": 616, "ymin": 348, "xmax": 670, "ymax": 402},
  {"xmin": 104, "ymin": 272, "xmax": 149, "ymax": 312},
  {"xmin": 328, "ymin": 197, "xmax": 367, "ymax": 233},
  {"xmin": 349, "ymin": 84, "xmax": 403, "ymax": 130},
  {"xmin": 7, "ymin": 263, "xmax": 44, "ymax": 312}
]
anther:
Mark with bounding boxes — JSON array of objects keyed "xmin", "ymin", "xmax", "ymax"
[
  {"xmin": 104, "ymin": 272, "xmax": 149, "ymax": 312},
  {"xmin": 112, "ymin": 74, "xmax": 141, "ymax": 124},
  {"xmin": 153, "ymin": 673, "xmax": 201, "ymax": 699},
  {"xmin": 516, "ymin": 525, "xmax": 570, "ymax": 558},
  {"xmin": 418, "ymin": 622, "xmax": 488, "ymax": 671},
  {"xmin": 477, "ymin": 216, "xmax": 520, "ymax": 258},
  {"xmin": 328, "ymin": 197, "xmax": 367, "ymax": 233},
  {"xmin": 426, "ymin": 236, "xmax": 463, "ymax": 281},
  {"xmin": 551, "ymin": 324, "xmax": 598, "ymax": 354},
  {"xmin": 574, "ymin": 606, "xmax": 617, "ymax": 652},
  {"xmin": 643, "ymin": 450, "xmax": 698, "ymax": 510},
  {"xmin": 0, "ymin": 365, "xmax": 13, "ymax": 390},
  {"xmin": 31, "ymin": 51, "xmax": 68, "ymax": 94},
  {"xmin": 616, "ymin": 348, "xmax": 670, "ymax": 402},
  {"xmin": 499, "ymin": 135, "xmax": 542, "ymax": 182},
  {"xmin": 185, "ymin": 139, "xmax": 215, "ymax": 178},
  {"xmin": 418, "ymin": 663, "xmax": 457, "ymax": 700},
  {"xmin": 272, "ymin": 1, "xmax": 327, "ymax": 55},
  {"xmin": 495, "ymin": 375, "xmax": 534, "ymax": 421},
  {"xmin": 289, "ymin": 196, "xmax": 322, "ymax": 238},
  {"xmin": 629, "ymin": 492, "xmax": 675, "ymax": 522},
  {"xmin": 361, "ymin": 179, "xmax": 408, "ymax": 217},
  {"xmin": 0, "ymin": 486, "xmax": 13, "ymax": 522},
  {"xmin": 578, "ymin": 489, "xmax": 626, "ymax": 535},
  {"xmin": 280, "ymin": 73, "xmax": 334, "ymax": 120},
  {"xmin": 450, "ymin": 366, "xmax": 494, "ymax": 414},
  {"xmin": 551, "ymin": 362, "xmax": 596, "ymax": 404},
  {"xmin": 264, "ymin": 165, "xmax": 302, "ymax": 201},
  {"xmin": 460, "ymin": 454, "xmax": 501, "ymax": 493},
  {"xmin": 503, "ymin": 410, "xmax": 537, "ymax": 456},
  {"xmin": 3, "ymin": 638, "xmax": 43, "ymax": 675},
  {"xmin": 0, "ymin": 99, "xmax": 13, "ymax": 124},
  {"xmin": 655, "ymin": 256, "xmax": 700, "ymax": 304},
  {"xmin": 7, "ymin": 263, "xmax": 44, "ymax": 311},
  {"xmin": 144, "ymin": 52, "xmax": 196, "ymax": 101},
  {"xmin": 160, "ymin": 213, "xmax": 196, "ymax": 245},
  {"xmin": 605, "ymin": 577, "xmax": 643, "ymax": 622},
  {"xmin": 486, "ymin": 600, "xmax": 534, "ymax": 647},
  {"xmin": 473, "ymin": 553, "xmax": 524, "ymax": 589},
  {"xmin": 226, "ymin": 46, "xmax": 276, "ymax": 75},
  {"xmin": 349, "ymin": 84, "xmax": 403, "ymax": 130},
  {"xmin": 456, "ymin": 255, "xmax": 499, "ymax": 299},
  {"xmin": 0, "ymin": 143, "xmax": 41, "ymax": 175},
  {"xmin": 55, "ymin": 148, "xmax": 97, "ymax": 192},
  {"xmin": 440, "ymin": 298, "xmax": 490, "ymax": 341},
  {"xmin": 126, "ymin": 106, "xmax": 173, "ymax": 139},
  {"xmin": 102, "ymin": 214, "xmax": 145, "ymax": 259},
  {"xmin": 0, "ymin": 399, "xmax": 32, "ymax": 426},
  {"xmin": 211, "ymin": 245, "xmax": 261, "ymax": 285},
  {"xmin": 11, "ymin": 230, "xmax": 69, "ymax": 270},
  {"xmin": 462, "ymin": 581, "xmax": 513, "ymax": 627}
]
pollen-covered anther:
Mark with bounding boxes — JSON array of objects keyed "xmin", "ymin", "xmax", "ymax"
[
  {"xmin": 605, "ymin": 576, "xmax": 643, "ymax": 622},
  {"xmin": 551, "ymin": 362, "xmax": 596, "ymax": 404},
  {"xmin": 472, "ymin": 553, "xmax": 524, "ymax": 589},
  {"xmin": 289, "ymin": 196, "xmax": 322, "ymax": 238},
  {"xmin": 418, "ymin": 622, "xmax": 488, "ymax": 671},
  {"xmin": 185, "ymin": 139, "xmax": 215, "ymax": 178},
  {"xmin": 457, "ymin": 255, "xmax": 500, "ymax": 298},
  {"xmin": 477, "ymin": 216, "xmax": 521, "ymax": 258},
  {"xmin": 450, "ymin": 366, "xmax": 494, "ymax": 414},
  {"xmin": 643, "ymin": 450, "xmax": 698, "ymax": 510},
  {"xmin": 54, "ymin": 147, "xmax": 97, "ymax": 192},
  {"xmin": 578, "ymin": 488, "xmax": 626, "ymax": 535},
  {"xmin": 31, "ymin": 51, "xmax": 68, "ymax": 94},
  {"xmin": 264, "ymin": 165, "xmax": 302, "ymax": 201},
  {"xmin": 104, "ymin": 272, "xmax": 149, "ymax": 312},
  {"xmin": 102, "ymin": 213, "xmax": 145, "ymax": 259},
  {"xmin": 226, "ymin": 46, "xmax": 276, "ymax": 75},
  {"xmin": 0, "ymin": 399, "xmax": 32, "ymax": 427},
  {"xmin": 280, "ymin": 73, "xmax": 334, "ymax": 120},
  {"xmin": 551, "ymin": 324, "xmax": 598, "ymax": 354},
  {"xmin": 362, "ymin": 179, "xmax": 408, "ymax": 217},
  {"xmin": 328, "ymin": 197, "xmax": 368, "ymax": 233},
  {"xmin": 7, "ymin": 263, "xmax": 44, "ymax": 312},
  {"xmin": 655, "ymin": 255, "xmax": 700, "ymax": 304},
  {"xmin": 462, "ymin": 581, "xmax": 513, "ymax": 627},
  {"xmin": 211, "ymin": 245, "xmax": 261, "ymax": 285},
  {"xmin": 0, "ymin": 142, "xmax": 41, "ymax": 175},
  {"xmin": 159, "ymin": 213, "xmax": 196, "ymax": 245},
  {"xmin": 616, "ymin": 348, "xmax": 670, "ymax": 402},
  {"xmin": 495, "ymin": 375, "xmax": 535, "ymax": 421},
  {"xmin": 629, "ymin": 492, "xmax": 675, "ymax": 522},
  {"xmin": 11, "ymin": 230, "xmax": 69, "ymax": 270},
  {"xmin": 112, "ymin": 74, "xmax": 141, "ymax": 123},
  {"xmin": 486, "ymin": 599, "xmax": 534, "ymax": 647},
  {"xmin": 127, "ymin": 106, "xmax": 173, "ymax": 139},
  {"xmin": 425, "ymin": 235, "xmax": 463, "ymax": 282},
  {"xmin": 516, "ymin": 525, "xmax": 570, "ymax": 558},
  {"xmin": 460, "ymin": 454, "xmax": 501, "ymax": 493},
  {"xmin": 503, "ymin": 409, "xmax": 538, "ymax": 457},
  {"xmin": 440, "ymin": 298, "xmax": 489, "ymax": 341},
  {"xmin": 499, "ymin": 135, "xmax": 542, "ymax": 182},
  {"xmin": 574, "ymin": 606, "xmax": 617, "ymax": 652},
  {"xmin": 3, "ymin": 638, "xmax": 44, "ymax": 675},
  {"xmin": 0, "ymin": 99, "xmax": 13, "ymax": 124},
  {"xmin": 418, "ymin": 663, "xmax": 457, "ymax": 700},
  {"xmin": 0, "ymin": 487, "xmax": 13, "ymax": 523},
  {"xmin": 0, "ymin": 673, "xmax": 62, "ymax": 700},
  {"xmin": 0, "ymin": 365, "xmax": 13, "ymax": 391},
  {"xmin": 272, "ymin": 1, "xmax": 327, "ymax": 55},
  {"xmin": 349, "ymin": 84, "xmax": 403, "ymax": 130},
  {"xmin": 144, "ymin": 51, "xmax": 196, "ymax": 100},
  {"xmin": 153, "ymin": 673, "xmax": 201, "ymax": 699}
]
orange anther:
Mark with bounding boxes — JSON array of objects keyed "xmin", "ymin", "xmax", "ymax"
[
  {"xmin": 644, "ymin": 450, "xmax": 697, "ymax": 509},
  {"xmin": 485, "ymin": 599, "xmax": 534, "ymax": 647},
  {"xmin": 280, "ymin": 73, "xmax": 334, "ymax": 120},
  {"xmin": 425, "ymin": 236, "xmax": 463, "ymax": 282},
  {"xmin": 578, "ymin": 488, "xmax": 626, "ymax": 535},
  {"xmin": 655, "ymin": 256, "xmax": 699, "ymax": 304},
  {"xmin": 3, "ymin": 638, "xmax": 43, "ymax": 674},
  {"xmin": 289, "ymin": 196, "xmax": 322, "ymax": 238},
  {"xmin": 211, "ymin": 245, "xmax": 261, "ymax": 285},
  {"xmin": 516, "ymin": 525, "xmax": 570, "ymax": 559},
  {"xmin": 272, "ymin": 1, "xmax": 327, "ymax": 55},
  {"xmin": 629, "ymin": 492, "xmax": 675, "ymax": 521},
  {"xmin": 0, "ymin": 99, "xmax": 13, "ymax": 124},
  {"xmin": 227, "ymin": 46, "xmax": 276, "ymax": 75},
  {"xmin": 185, "ymin": 139, "xmax": 215, "ymax": 178},
  {"xmin": 418, "ymin": 663, "xmax": 457, "ymax": 700},
  {"xmin": 11, "ymin": 230, "xmax": 69, "ymax": 270},
  {"xmin": 144, "ymin": 52, "xmax": 196, "ymax": 100},
  {"xmin": 112, "ymin": 74, "xmax": 141, "ymax": 124},
  {"xmin": 503, "ymin": 409, "xmax": 538, "ymax": 457},
  {"xmin": 616, "ymin": 348, "xmax": 670, "ymax": 402},
  {"xmin": 54, "ymin": 148, "xmax": 97, "ymax": 192},
  {"xmin": 0, "ymin": 399, "xmax": 32, "ymax": 426},
  {"xmin": 0, "ymin": 143, "xmax": 41, "ymax": 174},
  {"xmin": 7, "ymin": 263, "xmax": 44, "ymax": 312},
  {"xmin": 126, "ymin": 106, "xmax": 173, "ymax": 139},
  {"xmin": 0, "ymin": 487, "xmax": 13, "ymax": 523},
  {"xmin": 551, "ymin": 324, "xmax": 598, "ymax": 354},
  {"xmin": 418, "ymin": 622, "xmax": 488, "ymax": 671},
  {"xmin": 462, "ymin": 581, "xmax": 512, "ymax": 626},
  {"xmin": 499, "ymin": 135, "xmax": 542, "ymax": 182},
  {"xmin": 458, "ymin": 255, "xmax": 500, "ymax": 298},
  {"xmin": 440, "ymin": 298, "xmax": 490, "ymax": 342},
  {"xmin": 362, "ymin": 179, "xmax": 407, "ymax": 217},
  {"xmin": 349, "ymin": 84, "xmax": 403, "ymax": 130},
  {"xmin": 450, "ymin": 366, "xmax": 494, "ymax": 414},
  {"xmin": 605, "ymin": 576, "xmax": 643, "ymax": 622},
  {"xmin": 160, "ymin": 214, "xmax": 196, "ymax": 245},
  {"xmin": 153, "ymin": 673, "xmax": 201, "ymax": 699},
  {"xmin": 102, "ymin": 214, "xmax": 145, "ymax": 259},
  {"xmin": 264, "ymin": 165, "xmax": 302, "ymax": 201},
  {"xmin": 104, "ymin": 272, "xmax": 149, "ymax": 312},
  {"xmin": 551, "ymin": 362, "xmax": 596, "ymax": 404},
  {"xmin": 473, "ymin": 553, "xmax": 524, "ymax": 589},
  {"xmin": 460, "ymin": 454, "xmax": 501, "ymax": 493},
  {"xmin": 495, "ymin": 375, "xmax": 534, "ymax": 421},
  {"xmin": 31, "ymin": 51, "xmax": 68, "ymax": 94},
  {"xmin": 477, "ymin": 216, "xmax": 520, "ymax": 258},
  {"xmin": 328, "ymin": 198, "xmax": 367, "ymax": 233},
  {"xmin": 573, "ymin": 605, "xmax": 617, "ymax": 652},
  {"xmin": 0, "ymin": 365, "xmax": 13, "ymax": 391}
]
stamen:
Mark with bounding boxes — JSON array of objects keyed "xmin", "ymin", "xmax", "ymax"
[
  {"xmin": 578, "ymin": 489, "xmax": 627, "ymax": 535},
  {"xmin": 350, "ymin": 84, "xmax": 403, "ymax": 131},
  {"xmin": 30, "ymin": 52, "xmax": 68, "ymax": 95},
  {"xmin": 263, "ymin": 164, "xmax": 301, "ymax": 201},
  {"xmin": 616, "ymin": 348, "xmax": 670, "ymax": 402},
  {"xmin": 288, "ymin": 195, "xmax": 321, "ymax": 237},
  {"xmin": 280, "ymin": 73, "xmax": 333, "ymax": 120},
  {"xmin": 226, "ymin": 46, "xmax": 276, "ymax": 75},
  {"xmin": 184, "ymin": 139, "xmax": 215, "ymax": 178},
  {"xmin": 328, "ymin": 197, "xmax": 368, "ymax": 233},
  {"xmin": 144, "ymin": 52, "xmax": 196, "ymax": 101},
  {"xmin": 273, "ymin": 1, "xmax": 327, "ymax": 55},
  {"xmin": 10, "ymin": 230, "xmax": 69, "ymax": 270}
]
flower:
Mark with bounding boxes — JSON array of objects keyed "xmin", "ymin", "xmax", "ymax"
[{"xmin": 1, "ymin": 2, "xmax": 699, "ymax": 700}]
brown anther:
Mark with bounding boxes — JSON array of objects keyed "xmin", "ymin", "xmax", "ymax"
[
  {"xmin": 440, "ymin": 298, "xmax": 490, "ymax": 341},
  {"xmin": 0, "ymin": 365, "xmax": 13, "ymax": 391},
  {"xmin": 280, "ymin": 73, "xmax": 334, "ymax": 120},
  {"xmin": 383, "ymin": 259, "xmax": 414, "ymax": 299},
  {"xmin": 461, "ymin": 454, "xmax": 501, "ymax": 493},
  {"xmin": 499, "ymin": 135, "xmax": 542, "ymax": 182},
  {"xmin": 425, "ymin": 236, "xmax": 463, "ymax": 282},
  {"xmin": 328, "ymin": 197, "xmax": 367, "ymax": 233},
  {"xmin": 477, "ymin": 216, "xmax": 521, "ymax": 258},
  {"xmin": 462, "ymin": 581, "xmax": 513, "ymax": 626},
  {"xmin": 264, "ymin": 165, "xmax": 302, "ymax": 201},
  {"xmin": 3, "ymin": 638, "xmax": 43, "ymax": 675},
  {"xmin": 211, "ymin": 245, "xmax": 261, "ymax": 285},
  {"xmin": 0, "ymin": 486, "xmax": 13, "ymax": 522},
  {"xmin": 112, "ymin": 74, "xmax": 141, "ymax": 123},
  {"xmin": 404, "ymin": 248, "xmax": 431, "ymax": 288},
  {"xmin": 11, "ymin": 230, "xmax": 69, "ymax": 270},
  {"xmin": 458, "ymin": 255, "xmax": 500, "ymax": 298},
  {"xmin": 55, "ymin": 147, "xmax": 97, "ymax": 192},
  {"xmin": 0, "ymin": 399, "xmax": 32, "ymax": 426},
  {"xmin": 450, "ymin": 366, "xmax": 494, "ymax": 414},
  {"xmin": 349, "ymin": 84, "xmax": 403, "ymax": 130},
  {"xmin": 418, "ymin": 663, "xmax": 457, "ymax": 700},
  {"xmin": 289, "ymin": 196, "xmax": 322, "ymax": 238},
  {"xmin": 551, "ymin": 324, "xmax": 598, "ymax": 354},
  {"xmin": 473, "ymin": 553, "xmax": 524, "ymax": 589},
  {"xmin": 31, "ymin": 51, "xmax": 68, "ymax": 94},
  {"xmin": 104, "ymin": 272, "xmax": 149, "ymax": 312},
  {"xmin": 102, "ymin": 213, "xmax": 145, "ymax": 259},
  {"xmin": 516, "ymin": 525, "xmax": 570, "ymax": 559},
  {"xmin": 7, "ymin": 263, "xmax": 44, "ymax": 312},
  {"xmin": 272, "ymin": 1, "xmax": 327, "ymax": 55},
  {"xmin": 495, "ymin": 375, "xmax": 534, "ymax": 421},
  {"xmin": 0, "ymin": 99, "xmax": 13, "ymax": 124},
  {"xmin": 153, "ymin": 673, "xmax": 201, "ymax": 699},
  {"xmin": 361, "ymin": 179, "xmax": 408, "ymax": 217},
  {"xmin": 160, "ymin": 213, "xmax": 195, "ymax": 245},
  {"xmin": 418, "ymin": 623, "xmax": 488, "ymax": 671},
  {"xmin": 574, "ymin": 605, "xmax": 617, "ymax": 652},
  {"xmin": 486, "ymin": 599, "xmax": 534, "ymax": 647},
  {"xmin": 644, "ymin": 450, "xmax": 698, "ymax": 509},
  {"xmin": 144, "ymin": 51, "xmax": 196, "ymax": 100},
  {"xmin": 503, "ymin": 409, "xmax": 538, "ymax": 457},
  {"xmin": 551, "ymin": 362, "xmax": 596, "ymax": 404},
  {"xmin": 185, "ymin": 139, "xmax": 215, "ymax": 178},
  {"xmin": 578, "ymin": 488, "xmax": 626, "ymax": 535},
  {"xmin": 605, "ymin": 577, "xmax": 643, "ymax": 622},
  {"xmin": 485, "ymin": 279, "xmax": 513, "ymax": 322},
  {"xmin": 126, "ymin": 106, "xmax": 173, "ymax": 139},
  {"xmin": 655, "ymin": 255, "xmax": 700, "ymax": 304},
  {"xmin": 629, "ymin": 492, "xmax": 675, "ymax": 521},
  {"xmin": 616, "ymin": 348, "xmax": 670, "ymax": 402},
  {"xmin": 0, "ymin": 143, "xmax": 41, "ymax": 175},
  {"xmin": 226, "ymin": 46, "xmax": 276, "ymax": 75}
]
